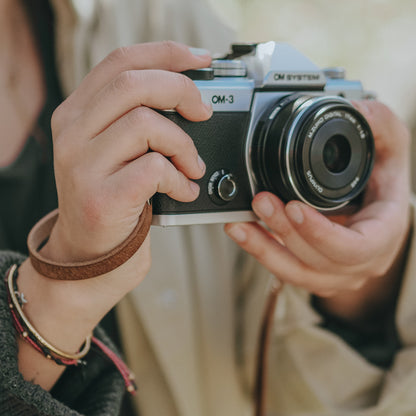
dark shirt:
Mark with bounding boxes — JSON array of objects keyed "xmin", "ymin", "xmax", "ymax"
[
  {"xmin": 0, "ymin": 0, "xmax": 60, "ymax": 254},
  {"xmin": 0, "ymin": 253, "xmax": 126, "ymax": 416}
]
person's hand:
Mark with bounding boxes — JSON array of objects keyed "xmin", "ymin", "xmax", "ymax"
[
  {"xmin": 48, "ymin": 41, "xmax": 209, "ymax": 265},
  {"xmin": 17, "ymin": 42, "xmax": 211, "ymax": 388},
  {"xmin": 224, "ymin": 101, "xmax": 411, "ymax": 319}
]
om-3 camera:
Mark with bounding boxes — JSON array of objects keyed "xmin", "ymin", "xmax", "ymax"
[{"xmin": 152, "ymin": 42, "xmax": 374, "ymax": 226}]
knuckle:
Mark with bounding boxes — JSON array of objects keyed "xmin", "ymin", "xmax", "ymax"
[
  {"xmin": 176, "ymin": 72, "xmax": 197, "ymax": 95},
  {"xmin": 367, "ymin": 99, "xmax": 384, "ymax": 113},
  {"xmin": 127, "ymin": 106, "xmax": 154, "ymax": 127},
  {"xmin": 252, "ymin": 243, "xmax": 279, "ymax": 269},
  {"xmin": 106, "ymin": 46, "xmax": 132, "ymax": 65},
  {"xmin": 365, "ymin": 100, "xmax": 387, "ymax": 118},
  {"xmin": 176, "ymin": 74, "xmax": 198, "ymax": 96},
  {"xmin": 175, "ymin": 129, "xmax": 195, "ymax": 153},
  {"xmin": 161, "ymin": 40, "xmax": 178, "ymax": 68},
  {"xmin": 311, "ymin": 227, "xmax": 330, "ymax": 246},
  {"xmin": 272, "ymin": 220, "xmax": 292, "ymax": 239},
  {"xmin": 51, "ymin": 103, "xmax": 68, "ymax": 136},
  {"xmin": 241, "ymin": 232, "xmax": 264, "ymax": 257},
  {"xmin": 53, "ymin": 132, "xmax": 75, "ymax": 168},
  {"xmin": 113, "ymin": 70, "xmax": 140, "ymax": 94},
  {"xmin": 357, "ymin": 100, "xmax": 379, "ymax": 129},
  {"xmin": 162, "ymin": 39, "xmax": 177, "ymax": 51},
  {"xmin": 308, "ymin": 220, "xmax": 341, "ymax": 250},
  {"xmin": 252, "ymin": 247, "xmax": 268, "ymax": 264},
  {"xmin": 147, "ymin": 152, "xmax": 169, "ymax": 176}
]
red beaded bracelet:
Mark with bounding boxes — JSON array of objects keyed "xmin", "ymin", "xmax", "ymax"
[{"xmin": 5, "ymin": 264, "xmax": 137, "ymax": 394}]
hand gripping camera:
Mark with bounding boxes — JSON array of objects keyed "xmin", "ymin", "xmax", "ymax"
[{"xmin": 152, "ymin": 42, "xmax": 374, "ymax": 226}]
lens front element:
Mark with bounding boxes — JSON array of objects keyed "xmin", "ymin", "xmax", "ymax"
[{"xmin": 323, "ymin": 134, "xmax": 351, "ymax": 173}]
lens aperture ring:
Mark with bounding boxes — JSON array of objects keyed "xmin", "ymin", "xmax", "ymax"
[{"xmin": 251, "ymin": 94, "xmax": 374, "ymax": 211}]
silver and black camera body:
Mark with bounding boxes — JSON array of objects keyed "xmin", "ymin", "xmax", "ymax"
[{"xmin": 152, "ymin": 42, "xmax": 374, "ymax": 226}]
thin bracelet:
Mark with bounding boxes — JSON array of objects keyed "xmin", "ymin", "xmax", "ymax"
[
  {"xmin": 7, "ymin": 264, "xmax": 91, "ymax": 361},
  {"xmin": 5, "ymin": 264, "xmax": 137, "ymax": 394}
]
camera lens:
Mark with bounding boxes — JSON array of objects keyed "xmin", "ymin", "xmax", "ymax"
[
  {"xmin": 322, "ymin": 134, "xmax": 351, "ymax": 173},
  {"xmin": 251, "ymin": 94, "xmax": 374, "ymax": 210}
]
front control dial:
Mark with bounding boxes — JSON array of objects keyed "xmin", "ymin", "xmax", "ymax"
[{"xmin": 208, "ymin": 169, "xmax": 238, "ymax": 205}]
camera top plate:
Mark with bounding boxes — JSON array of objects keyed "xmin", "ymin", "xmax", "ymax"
[{"xmin": 240, "ymin": 42, "xmax": 327, "ymax": 89}]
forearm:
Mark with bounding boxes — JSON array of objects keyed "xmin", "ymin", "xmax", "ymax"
[
  {"xmin": 15, "ymin": 260, "xmax": 98, "ymax": 390},
  {"xmin": 1, "ymin": 254, "xmax": 126, "ymax": 416},
  {"xmin": 13, "ymin": 235, "xmax": 150, "ymax": 391}
]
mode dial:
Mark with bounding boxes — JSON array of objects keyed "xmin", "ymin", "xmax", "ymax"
[{"xmin": 211, "ymin": 60, "xmax": 247, "ymax": 77}]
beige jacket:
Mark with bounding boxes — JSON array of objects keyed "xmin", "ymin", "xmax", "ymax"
[{"xmin": 51, "ymin": 1, "xmax": 416, "ymax": 415}]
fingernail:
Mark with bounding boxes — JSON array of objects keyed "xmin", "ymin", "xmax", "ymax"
[
  {"xmin": 189, "ymin": 181, "xmax": 200, "ymax": 195},
  {"xmin": 255, "ymin": 196, "xmax": 274, "ymax": 218},
  {"xmin": 189, "ymin": 47, "xmax": 210, "ymax": 57},
  {"xmin": 226, "ymin": 225, "xmax": 247, "ymax": 243},
  {"xmin": 286, "ymin": 203, "xmax": 304, "ymax": 224},
  {"xmin": 197, "ymin": 155, "xmax": 206, "ymax": 173},
  {"xmin": 204, "ymin": 102, "xmax": 213, "ymax": 115}
]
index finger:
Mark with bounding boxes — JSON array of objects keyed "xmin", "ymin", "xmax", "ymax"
[
  {"xmin": 284, "ymin": 200, "xmax": 394, "ymax": 265},
  {"xmin": 63, "ymin": 41, "xmax": 211, "ymax": 114},
  {"xmin": 353, "ymin": 100, "xmax": 411, "ymax": 162},
  {"xmin": 61, "ymin": 69, "xmax": 211, "ymax": 141}
]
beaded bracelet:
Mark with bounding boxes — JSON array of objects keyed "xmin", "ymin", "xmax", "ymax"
[
  {"xmin": 6, "ymin": 264, "xmax": 91, "ymax": 364},
  {"xmin": 5, "ymin": 264, "xmax": 137, "ymax": 394}
]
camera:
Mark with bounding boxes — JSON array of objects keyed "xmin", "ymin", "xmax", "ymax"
[{"xmin": 152, "ymin": 42, "xmax": 374, "ymax": 226}]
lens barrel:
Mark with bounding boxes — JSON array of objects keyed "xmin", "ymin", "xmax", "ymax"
[{"xmin": 251, "ymin": 94, "xmax": 374, "ymax": 210}]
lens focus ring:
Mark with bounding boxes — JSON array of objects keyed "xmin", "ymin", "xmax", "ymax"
[{"xmin": 251, "ymin": 94, "xmax": 374, "ymax": 210}]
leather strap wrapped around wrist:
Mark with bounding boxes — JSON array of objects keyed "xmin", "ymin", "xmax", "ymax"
[{"xmin": 27, "ymin": 202, "xmax": 152, "ymax": 280}]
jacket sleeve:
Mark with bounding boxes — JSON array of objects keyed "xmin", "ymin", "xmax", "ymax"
[
  {"xmin": 265, "ymin": 199, "xmax": 416, "ymax": 414},
  {"xmin": 0, "ymin": 252, "xmax": 126, "ymax": 416}
]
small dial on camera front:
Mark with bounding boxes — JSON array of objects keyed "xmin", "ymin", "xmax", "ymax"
[{"xmin": 208, "ymin": 170, "xmax": 238, "ymax": 205}]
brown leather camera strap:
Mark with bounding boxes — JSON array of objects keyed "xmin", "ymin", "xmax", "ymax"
[
  {"xmin": 254, "ymin": 280, "xmax": 282, "ymax": 416},
  {"xmin": 27, "ymin": 202, "xmax": 152, "ymax": 280}
]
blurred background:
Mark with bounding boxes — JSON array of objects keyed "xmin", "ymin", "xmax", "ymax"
[{"xmin": 208, "ymin": 0, "xmax": 416, "ymax": 187}]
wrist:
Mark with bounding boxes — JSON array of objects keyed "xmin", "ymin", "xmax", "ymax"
[
  {"xmin": 43, "ymin": 215, "xmax": 128, "ymax": 263},
  {"xmin": 315, "ymin": 218, "xmax": 411, "ymax": 323},
  {"xmin": 28, "ymin": 204, "xmax": 152, "ymax": 281},
  {"xmin": 18, "ymin": 238, "xmax": 150, "ymax": 350},
  {"xmin": 11, "ymin": 260, "xmax": 140, "ymax": 391},
  {"xmin": 17, "ymin": 260, "xmax": 99, "ymax": 352}
]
